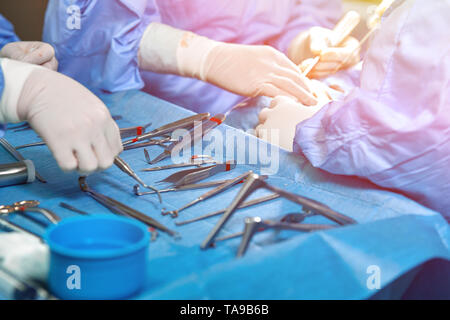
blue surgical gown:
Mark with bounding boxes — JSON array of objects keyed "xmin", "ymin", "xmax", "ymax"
[
  {"xmin": 0, "ymin": 13, "xmax": 20, "ymax": 136},
  {"xmin": 43, "ymin": 0, "xmax": 341, "ymax": 114}
]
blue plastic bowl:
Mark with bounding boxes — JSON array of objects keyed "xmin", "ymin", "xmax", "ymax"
[{"xmin": 44, "ymin": 215, "xmax": 149, "ymax": 300}]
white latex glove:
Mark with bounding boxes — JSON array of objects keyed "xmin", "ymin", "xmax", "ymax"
[
  {"xmin": 138, "ymin": 23, "xmax": 317, "ymax": 106},
  {"xmin": 0, "ymin": 41, "xmax": 58, "ymax": 71},
  {"xmin": 256, "ymin": 81, "xmax": 331, "ymax": 151},
  {"xmin": 0, "ymin": 58, "xmax": 122, "ymax": 173},
  {"xmin": 288, "ymin": 27, "xmax": 360, "ymax": 79}
]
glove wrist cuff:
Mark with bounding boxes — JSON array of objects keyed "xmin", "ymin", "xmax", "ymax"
[{"xmin": 0, "ymin": 58, "xmax": 37, "ymax": 123}]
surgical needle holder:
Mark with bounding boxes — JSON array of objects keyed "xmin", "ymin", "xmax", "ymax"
[
  {"xmin": 122, "ymin": 113, "xmax": 210, "ymax": 146},
  {"xmin": 201, "ymin": 173, "xmax": 356, "ymax": 249},
  {"xmin": 78, "ymin": 176, "xmax": 179, "ymax": 238}
]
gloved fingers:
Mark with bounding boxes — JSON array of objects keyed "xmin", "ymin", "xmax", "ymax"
[
  {"xmin": 91, "ymin": 134, "xmax": 116, "ymax": 170},
  {"xmin": 269, "ymin": 75, "xmax": 317, "ymax": 106},
  {"xmin": 255, "ymin": 83, "xmax": 298, "ymax": 102},
  {"xmin": 73, "ymin": 143, "xmax": 100, "ymax": 174},
  {"xmin": 22, "ymin": 43, "xmax": 56, "ymax": 66},
  {"xmin": 104, "ymin": 119, "xmax": 123, "ymax": 156}
]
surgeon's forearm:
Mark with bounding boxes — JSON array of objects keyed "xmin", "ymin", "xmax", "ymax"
[{"xmin": 137, "ymin": 22, "xmax": 218, "ymax": 80}]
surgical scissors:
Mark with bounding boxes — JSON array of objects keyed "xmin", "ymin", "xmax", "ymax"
[
  {"xmin": 201, "ymin": 173, "xmax": 356, "ymax": 249},
  {"xmin": 149, "ymin": 114, "xmax": 226, "ymax": 164},
  {"xmin": 123, "ymin": 137, "xmax": 177, "ymax": 151},
  {"xmin": 0, "ymin": 138, "xmax": 46, "ymax": 183},
  {"xmin": 162, "ymin": 171, "xmax": 252, "ymax": 218},
  {"xmin": 122, "ymin": 113, "xmax": 210, "ymax": 146},
  {"xmin": 119, "ymin": 122, "xmax": 152, "ymax": 139},
  {"xmin": 78, "ymin": 176, "xmax": 179, "ymax": 238},
  {"xmin": 143, "ymin": 151, "xmax": 216, "ymax": 169}
]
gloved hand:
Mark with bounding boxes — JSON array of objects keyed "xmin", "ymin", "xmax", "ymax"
[
  {"xmin": 0, "ymin": 58, "xmax": 122, "ymax": 173},
  {"xmin": 256, "ymin": 81, "xmax": 331, "ymax": 151},
  {"xmin": 288, "ymin": 26, "xmax": 360, "ymax": 79},
  {"xmin": 0, "ymin": 41, "xmax": 58, "ymax": 70},
  {"xmin": 138, "ymin": 23, "xmax": 317, "ymax": 106}
]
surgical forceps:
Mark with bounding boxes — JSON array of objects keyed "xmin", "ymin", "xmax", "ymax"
[
  {"xmin": 149, "ymin": 114, "xmax": 226, "ymax": 164},
  {"xmin": 235, "ymin": 216, "xmax": 335, "ymax": 257},
  {"xmin": 113, "ymin": 156, "xmax": 162, "ymax": 203},
  {"xmin": 156, "ymin": 161, "xmax": 236, "ymax": 188},
  {"xmin": 175, "ymin": 193, "xmax": 280, "ymax": 226},
  {"xmin": 161, "ymin": 171, "xmax": 252, "ymax": 218},
  {"xmin": 0, "ymin": 200, "xmax": 61, "ymax": 225},
  {"xmin": 0, "ymin": 138, "xmax": 46, "ymax": 183},
  {"xmin": 78, "ymin": 176, "xmax": 178, "ymax": 238},
  {"xmin": 122, "ymin": 113, "xmax": 210, "ymax": 146},
  {"xmin": 201, "ymin": 173, "xmax": 356, "ymax": 249}
]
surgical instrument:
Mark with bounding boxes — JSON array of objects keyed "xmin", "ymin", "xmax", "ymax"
[
  {"xmin": 0, "ymin": 161, "xmax": 35, "ymax": 187},
  {"xmin": 143, "ymin": 150, "xmax": 216, "ymax": 169},
  {"xmin": 175, "ymin": 193, "xmax": 280, "ymax": 226},
  {"xmin": 122, "ymin": 113, "xmax": 210, "ymax": 146},
  {"xmin": 0, "ymin": 200, "xmax": 61, "ymax": 225},
  {"xmin": 201, "ymin": 173, "xmax": 356, "ymax": 249},
  {"xmin": 0, "ymin": 264, "xmax": 56, "ymax": 300},
  {"xmin": 213, "ymin": 212, "xmax": 315, "ymax": 243},
  {"xmin": 113, "ymin": 156, "xmax": 162, "ymax": 203},
  {"xmin": 78, "ymin": 176, "xmax": 179, "ymax": 238},
  {"xmin": 236, "ymin": 216, "xmax": 335, "ymax": 257},
  {"xmin": 157, "ymin": 161, "xmax": 236, "ymax": 188},
  {"xmin": 134, "ymin": 177, "xmax": 247, "ymax": 196},
  {"xmin": 0, "ymin": 217, "xmax": 43, "ymax": 241},
  {"xmin": 149, "ymin": 114, "xmax": 226, "ymax": 164},
  {"xmin": 302, "ymin": 10, "xmax": 360, "ymax": 77},
  {"xmin": 162, "ymin": 171, "xmax": 252, "ymax": 218},
  {"xmin": 123, "ymin": 137, "xmax": 177, "ymax": 151},
  {"xmin": 15, "ymin": 141, "xmax": 46, "ymax": 150},
  {"xmin": 119, "ymin": 122, "xmax": 152, "ymax": 139},
  {"xmin": 59, "ymin": 202, "xmax": 89, "ymax": 215},
  {"xmin": 0, "ymin": 138, "xmax": 46, "ymax": 183}
]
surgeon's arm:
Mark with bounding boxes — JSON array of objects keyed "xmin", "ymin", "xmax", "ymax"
[
  {"xmin": 0, "ymin": 58, "xmax": 122, "ymax": 173},
  {"xmin": 138, "ymin": 22, "xmax": 317, "ymax": 106}
]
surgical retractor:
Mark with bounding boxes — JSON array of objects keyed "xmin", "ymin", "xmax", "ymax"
[{"xmin": 201, "ymin": 173, "xmax": 356, "ymax": 250}]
